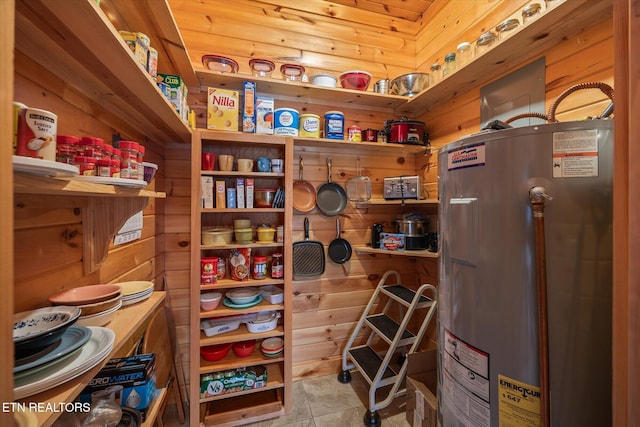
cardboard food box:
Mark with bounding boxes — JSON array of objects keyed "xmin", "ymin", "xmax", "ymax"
[
  {"xmin": 242, "ymin": 81, "xmax": 256, "ymax": 133},
  {"xmin": 406, "ymin": 349, "xmax": 438, "ymax": 427},
  {"xmin": 379, "ymin": 232, "xmax": 406, "ymax": 251},
  {"xmin": 157, "ymin": 73, "xmax": 189, "ymax": 122},
  {"xmin": 200, "ymin": 365, "xmax": 268, "ymax": 398},
  {"xmin": 256, "ymin": 97, "xmax": 274, "ymax": 134},
  {"xmin": 80, "ymin": 354, "xmax": 157, "ymax": 420},
  {"xmin": 207, "ymin": 87, "xmax": 239, "ymax": 131}
]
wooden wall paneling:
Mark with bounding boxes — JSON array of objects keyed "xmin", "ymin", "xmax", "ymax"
[
  {"xmin": 1, "ymin": 0, "xmax": 14, "ymax": 415},
  {"xmin": 330, "ymin": 0, "xmax": 433, "ymax": 22}
]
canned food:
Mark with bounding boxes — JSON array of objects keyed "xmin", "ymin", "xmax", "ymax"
[
  {"xmin": 299, "ymin": 114, "xmax": 320, "ymax": 138},
  {"xmin": 324, "ymin": 111, "xmax": 344, "ymax": 140},
  {"xmin": 201, "ymin": 257, "xmax": 218, "ymax": 285},
  {"xmin": 362, "ymin": 128, "xmax": 378, "ymax": 142},
  {"xmin": 274, "ymin": 108, "xmax": 300, "ymax": 136},
  {"xmin": 348, "ymin": 125, "xmax": 362, "ymax": 142},
  {"xmin": 16, "ymin": 107, "xmax": 58, "ymax": 161}
]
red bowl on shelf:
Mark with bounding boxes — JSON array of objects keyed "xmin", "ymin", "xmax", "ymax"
[
  {"xmin": 339, "ymin": 70, "xmax": 372, "ymax": 91},
  {"xmin": 200, "ymin": 343, "xmax": 232, "ymax": 361},
  {"xmin": 232, "ymin": 340, "xmax": 256, "ymax": 358}
]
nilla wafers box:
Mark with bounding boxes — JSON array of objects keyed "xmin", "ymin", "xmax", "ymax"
[{"xmin": 207, "ymin": 87, "xmax": 239, "ymax": 131}]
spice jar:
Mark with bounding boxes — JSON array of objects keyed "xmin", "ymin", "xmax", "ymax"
[
  {"xmin": 456, "ymin": 42, "xmax": 472, "ymax": 68},
  {"xmin": 271, "ymin": 253, "xmax": 284, "ymax": 279},
  {"xmin": 119, "ymin": 141, "xmax": 140, "ymax": 179},
  {"xmin": 475, "ymin": 31, "xmax": 498, "ymax": 56},
  {"xmin": 73, "ymin": 156, "xmax": 97, "ymax": 176},
  {"xmin": 252, "ymin": 256, "xmax": 268, "ymax": 280},
  {"xmin": 96, "ymin": 159, "xmax": 112, "ymax": 177},
  {"xmin": 56, "ymin": 135, "xmax": 79, "ymax": 164},
  {"xmin": 79, "ymin": 136, "xmax": 104, "ymax": 159},
  {"xmin": 442, "ymin": 52, "xmax": 456, "ymax": 78},
  {"xmin": 522, "ymin": 3, "xmax": 542, "ymax": 24},
  {"xmin": 496, "ymin": 18, "xmax": 520, "ymax": 41},
  {"xmin": 430, "ymin": 63, "xmax": 442, "ymax": 85}
]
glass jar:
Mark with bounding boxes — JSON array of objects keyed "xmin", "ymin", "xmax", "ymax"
[
  {"xmin": 137, "ymin": 144, "xmax": 145, "ymax": 173},
  {"xmin": 252, "ymin": 256, "xmax": 268, "ymax": 280},
  {"xmin": 79, "ymin": 136, "xmax": 104, "ymax": 159},
  {"xmin": 73, "ymin": 156, "xmax": 96, "ymax": 176},
  {"xmin": 96, "ymin": 159, "xmax": 112, "ymax": 177},
  {"xmin": 271, "ymin": 253, "xmax": 284, "ymax": 279},
  {"xmin": 118, "ymin": 141, "xmax": 140, "ymax": 179},
  {"xmin": 111, "ymin": 159, "xmax": 121, "ymax": 178},
  {"xmin": 456, "ymin": 42, "xmax": 472, "ymax": 68},
  {"xmin": 442, "ymin": 52, "xmax": 457, "ymax": 78},
  {"xmin": 430, "ymin": 63, "xmax": 442, "ymax": 85},
  {"xmin": 496, "ymin": 18, "xmax": 520, "ymax": 41},
  {"xmin": 475, "ymin": 31, "xmax": 498, "ymax": 56},
  {"xmin": 522, "ymin": 3, "xmax": 542, "ymax": 24},
  {"xmin": 56, "ymin": 135, "xmax": 78, "ymax": 164},
  {"xmin": 84, "ymin": 389, "xmax": 122, "ymax": 427},
  {"xmin": 216, "ymin": 257, "xmax": 226, "ymax": 280}
]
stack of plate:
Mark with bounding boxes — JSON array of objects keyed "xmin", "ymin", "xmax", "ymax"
[
  {"xmin": 224, "ymin": 287, "xmax": 262, "ymax": 309},
  {"xmin": 116, "ymin": 281, "xmax": 154, "ymax": 306},
  {"xmin": 48, "ymin": 284, "xmax": 123, "ymax": 327}
]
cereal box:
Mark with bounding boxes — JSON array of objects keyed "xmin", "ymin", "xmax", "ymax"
[
  {"xmin": 242, "ymin": 81, "xmax": 256, "ymax": 133},
  {"xmin": 256, "ymin": 97, "xmax": 274, "ymax": 134},
  {"xmin": 157, "ymin": 73, "xmax": 189, "ymax": 123},
  {"xmin": 207, "ymin": 87, "xmax": 239, "ymax": 131}
]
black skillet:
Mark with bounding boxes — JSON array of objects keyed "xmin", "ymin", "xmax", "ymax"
[
  {"xmin": 328, "ymin": 217, "xmax": 352, "ymax": 264},
  {"xmin": 316, "ymin": 156, "xmax": 348, "ymax": 216}
]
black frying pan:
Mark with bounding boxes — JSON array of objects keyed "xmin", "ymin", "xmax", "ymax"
[
  {"xmin": 292, "ymin": 217, "xmax": 325, "ymax": 278},
  {"xmin": 316, "ymin": 156, "xmax": 348, "ymax": 216},
  {"xmin": 328, "ymin": 217, "xmax": 352, "ymax": 264}
]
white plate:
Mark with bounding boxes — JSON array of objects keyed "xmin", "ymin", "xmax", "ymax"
[
  {"xmin": 67, "ymin": 175, "xmax": 148, "ymax": 188},
  {"xmin": 13, "ymin": 306, "xmax": 81, "ymax": 343},
  {"xmin": 120, "ymin": 292, "xmax": 153, "ymax": 306},
  {"xmin": 76, "ymin": 300, "xmax": 122, "ymax": 326},
  {"xmin": 13, "ymin": 326, "xmax": 115, "ymax": 399},
  {"xmin": 12, "ymin": 155, "xmax": 79, "ymax": 177},
  {"xmin": 116, "ymin": 281, "xmax": 154, "ymax": 296}
]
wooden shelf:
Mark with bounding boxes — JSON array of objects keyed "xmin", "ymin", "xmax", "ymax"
[
  {"xmin": 396, "ymin": 0, "xmax": 612, "ymax": 115},
  {"xmin": 200, "ymin": 278, "xmax": 285, "ymax": 291},
  {"xmin": 354, "ymin": 246, "xmax": 439, "ymax": 258},
  {"xmin": 201, "ymin": 171, "xmax": 285, "ymax": 178},
  {"xmin": 14, "ymin": 0, "xmax": 191, "ymax": 145},
  {"xmin": 294, "ymin": 137, "xmax": 429, "ymax": 155},
  {"xmin": 200, "ymin": 325, "xmax": 285, "ymax": 347},
  {"xmin": 201, "ymin": 242, "xmax": 283, "ymax": 250},
  {"xmin": 141, "ymin": 387, "xmax": 168, "ymax": 427},
  {"xmin": 199, "ymin": 364, "xmax": 284, "ymax": 404},
  {"xmin": 200, "ymin": 301, "xmax": 285, "ymax": 319},
  {"xmin": 22, "ymin": 292, "xmax": 166, "ymax": 427},
  {"xmin": 197, "ymin": 129, "xmax": 288, "ymax": 146},
  {"xmin": 201, "ymin": 208, "xmax": 285, "ymax": 214},
  {"xmin": 363, "ymin": 198, "xmax": 439, "ymax": 206}
]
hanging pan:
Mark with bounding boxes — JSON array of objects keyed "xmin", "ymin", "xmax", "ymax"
[
  {"xmin": 328, "ymin": 217, "xmax": 352, "ymax": 264},
  {"xmin": 316, "ymin": 156, "xmax": 348, "ymax": 216},
  {"xmin": 292, "ymin": 156, "xmax": 317, "ymax": 212},
  {"xmin": 292, "ymin": 217, "xmax": 325, "ymax": 279}
]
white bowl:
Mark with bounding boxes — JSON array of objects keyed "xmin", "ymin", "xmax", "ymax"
[
  {"xmin": 227, "ymin": 287, "xmax": 260, "ymax": 305},
  {"xmin": 260, "ymin": 285, "xmax": 284, "ymax": 304},
  {"xmin": 246, "ymin": 311, "xmax": 280, "ymax": 333},
  {"xmin": 76, "ymin": 300, "xmax": 122, "ymax": 327},
  {"xmin": 200, "ymin": 292, "xmax": 222, "ymax": 311},
  {"xmin": 310, "ymin": 74, "xmax": 337, "ymax": 88}
]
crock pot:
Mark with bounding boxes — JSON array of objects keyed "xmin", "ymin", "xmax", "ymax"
[{"xmin": 384, "ymin": 119, "xmax": 427, "ymax": 145}]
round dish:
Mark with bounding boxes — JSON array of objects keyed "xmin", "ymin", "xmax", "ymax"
[
  {"xmin": 76, "ymin": 300, "xmax": 122, "ymax": 327},
  {"xmin": 339, "ymin": 70, "xmax": 372, "ymax": 91},
  {"xmin": 260, "ymin": 337, "xmax": 284, "ymax": 357},
  {"xmin": 246, "ymin": 311, "xmax": 280, "ymax": 333},
  {"xmin": 389, "ymin": 72, "xmax": 430, "ymax": 97},
  {"xmin": 227, "ymin": 287, "xmax": 261, "ymax": 305},
  {"xmin": 202, "ymin": 54, "xmax": 239, "ymax": 73},
  {"xmin": 280, "ymin": 63, "xmax": 305, "ymax": 81},
  {"xmin": 233, "ymin": 218, "xmax": 251, "ymax": 229},
  {"xmin": 249, "ymin": 58, "xmax": 275, "ymax": 77},
  {"xmin": 310, "ymin": 74, "xmax": 337, "ymax": 88},
  {"xmin": 200, "ymin": 343, "xmax": 232, "ymax": 361},
  {"xmin": 232, "ymin": 340, "xmax": 256, "ymax": 358},
  {"xmin": 13, "ymin": 306, "xmax": 82, "ymax": 352},
  {"xmin": 77, "ymin": 293, "xmax": 122, "ymax": 317},
  {"xmin": 200, "ymin": 292, "xmax": 223, "ymax": 311},
  {"xmin": 48, "ymin": 284, "xmax": 122, "ymax": 305},
  {"xmin": 202, "ymin": 228, "xmax": 234, "ymax": 246},
  {"xmin": 115, "ymin": 281, "xmax": 154, "ymax": 297},
  {"xmin": 223, "ymin": 294, "xmax": 263, "ymax": 309}
]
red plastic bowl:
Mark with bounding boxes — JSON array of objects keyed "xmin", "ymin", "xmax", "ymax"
[
  {"xmin": 339, "ymin": 70, "xmax": 372, "ymax": 91},
  {"xmin": 200, "ymin": 343, "xmax": 232, "ymax": 361},
  {"xmin": 232, "ymin": 340, "xmax": 256, "ymax": 358}
]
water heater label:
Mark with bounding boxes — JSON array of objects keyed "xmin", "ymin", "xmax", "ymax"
[
  {"xmin": 447, "ymin": 142, "xmax": 486, "ymax": 171},
  {"xmin": 498, "ymin": 374, "xmax": 541, "ymax": 426},
  {"xmin": 442, "ymin": 329, "xmax": 490, "ymax": 426},
  {"xmin": 552, "ymin": 129, "xmax": 598, "ymax": 177}
]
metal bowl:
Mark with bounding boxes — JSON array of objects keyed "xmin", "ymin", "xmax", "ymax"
[{"xmin": 389, "ymin": 73, "xmax": 430, "ymax": 97}]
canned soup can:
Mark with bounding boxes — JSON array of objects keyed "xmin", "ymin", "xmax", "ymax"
[
  {"xmin": 324, "ymin": 111, "xmax": 344, "ymax": 140},
  {"xmin": 16, "ymin": 107, "xmax": 58, "ymax": 161},
  {"xmin": 274, "ymin": 108, "xmax": 300, "ymax": 136},
  {"xmin": 299, "ymin": 114, "xmax": 320, "ymax": 138}
]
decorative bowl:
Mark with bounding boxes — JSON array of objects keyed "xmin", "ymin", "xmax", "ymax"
[
  {"xmin": 226, "ymin": 287, "xmax": 260, "ymax": 305},
  {"xmin": 200, "ymin": 292, "xmax": 223, "ymax": 311},
  {"xmin": 310, "ymin": 74, "xmax": 337, "ymax": 88},
  {"xmin": 201, "ymin": 54, "xmax": 239, "ymax": 73},
  {"xmin": 232, "ymin": 340, "xmax": 256, "ymax": 358},
  {"xmin": 13, "ymin": 306, "xmax": 82, "ymax": 354},
  {"xmin": 260, "ymin": 337, "xmax": 284, "ymax": 357},
  {"xmin": 254, "ymin": 188, "xmax": 277, "ymax": 208},
  {"xmin": 200, "ymin": 343, "xmax": 232, "ymax": 361},
  {"xmin": 280, "ymin": 63, "xmax": 305, "ymax": 81},
  {"xmin": 389, "ymin": 72, "xmax": 430, "ymax": 97},
  {"xmin": 249, "ymin": 59, "xmax": 275, "ymax": 77},
  {"xmin": 48, "ymin": 284, "xmax": 122, "ymax": 306},
  {"xmin": 202, "ymin": 228, "xmax": 234, "ymax": 246},
  {"xmin": 339, "ymin": 70, "xmax": 372, "ymax": 91}
]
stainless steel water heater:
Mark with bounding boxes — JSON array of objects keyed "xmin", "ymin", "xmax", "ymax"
[{"xmin": 437, "ymin": 120, "xmax": 613, "ymax": 426}]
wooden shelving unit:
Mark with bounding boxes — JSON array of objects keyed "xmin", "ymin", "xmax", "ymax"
[{"xmin": 355, "ymin": 246, "xmax": 438, "ymax": 259}]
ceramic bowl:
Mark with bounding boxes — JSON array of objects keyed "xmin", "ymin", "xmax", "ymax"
[
  {"xmin": 339, "ymin": 70, "xmax": 372, "ymax": 91},
  {"xmin": 200, "ymin": 292, "xmax": 223, "ymax": 311},
  {"xmin": 77, "ymin": 293, "xmax": 122, "ymax": 316},
  {"xmin": 48, "ymin": 284, "xmax": 122, "ymax": 306},
  {"xmin": 200, "ymin": 343, "xmax": 232, "ymax": 361},
  {"xmin": 232, "ymin": 340, "xmax": 256, "ymax": 358},
  {"xmin": 260, "ymin": 337, "xmax": 284, "ymax": 357},
  {"xmin": 246, "ymin": 311, "xmax": 280, "ymax": 333},
  {"xmin": 13, "ymin": 306, "xmax": 82, "ymax": 354},
  {"xmin": 226, "ymin": 287, "xmax": 260, "ymax": 305},
  {"xmin": 142, "ymin": 162, "xmax": 157, "ymax": 184},
  {"xmin": 76, "ymin": 300, "xmax": 122, "ymax": 327},
  {"xmin": 310, "ymin": 74, "xmax": 337, "ymax": 88},
  {"xmin": 201, "ymin": 54, "xmax": 239, "ymax": 73},
  {"xmin": 202, "ymin": 228, "xmax": 234, "ymax": 246}
]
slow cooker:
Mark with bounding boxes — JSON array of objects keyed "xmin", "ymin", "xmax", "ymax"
[{"xmin": 384, "ymin": 119, "xmax": 428, "ymax": 145}]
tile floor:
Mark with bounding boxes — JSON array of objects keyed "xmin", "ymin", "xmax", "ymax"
[{"xmin": 165, "ymin": 371, "xmax": 411, "ymax": 427}]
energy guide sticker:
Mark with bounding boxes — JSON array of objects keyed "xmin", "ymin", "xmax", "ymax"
[
  {"xmin": 552, "ymin": 129, "xmax": 598, "ymax": 177},
  {"xmin": 498, "ymin": 374, "xmax": 541, "ymax": 427}
]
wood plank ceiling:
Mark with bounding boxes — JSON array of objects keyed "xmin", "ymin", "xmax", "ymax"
[{"xmin": 167, "ymin": 0, "xmax": 436, "ymax": 79}]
